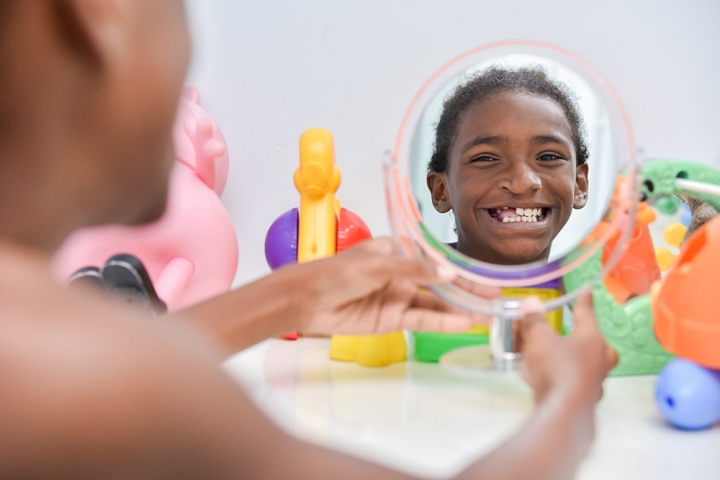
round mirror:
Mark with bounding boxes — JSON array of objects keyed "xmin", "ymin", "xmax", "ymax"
[{"xmin": 386, "ymin": 41, "xmax": 639, "ymax": 319}]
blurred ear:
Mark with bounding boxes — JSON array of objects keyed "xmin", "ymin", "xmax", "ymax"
[
  {"xmin": 427, "ymin": 172, "xmax": 452, "ymax": 213},
  {"xmin": 574, "ymin": 162, "xmax": 589, "ymax": 209},
  {"xmin": 53, "ymin": 0, "xmax": 127, "ymax": 70}
]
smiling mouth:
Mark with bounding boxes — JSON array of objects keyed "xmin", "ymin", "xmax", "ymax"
[{"xmin": 487, "ymin": 207, "xmax": 550, "ymax": 224}]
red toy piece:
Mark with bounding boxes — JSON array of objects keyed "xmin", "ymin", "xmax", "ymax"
[{"xmin": 337, "ymin": 208, "xmax": 372, "ymax": 253}]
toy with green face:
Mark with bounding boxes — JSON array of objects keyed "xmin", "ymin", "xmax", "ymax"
[
  {"xmin": 641, "ymin": 159, "xmax": 720, "ymax": 211},
  {"xmin": 427, "ymin": 88, "xmax": 589, "ymax": 265}
]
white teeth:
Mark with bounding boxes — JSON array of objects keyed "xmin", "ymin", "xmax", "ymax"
[{"xmin": 497, "ymin": 208, "xmax": 546, "ymax": 224}]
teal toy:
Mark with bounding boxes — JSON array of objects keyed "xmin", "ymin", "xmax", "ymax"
[
  {"xmin": 655, "ymin": 195, "xmax": 681, "ymax": 215},
  {"xmin": 564, "ymin": 159, "xmax": 720, "ymax": 375},
  {"xmin": 641, "ymin": 159, "xmax": 720, "ymax": 211},
  {"xmin": 562, "ymin": 249, "xmax": 672, "ymax": 375}
]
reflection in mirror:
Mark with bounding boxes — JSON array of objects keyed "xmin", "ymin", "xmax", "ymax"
[
  {"xmin": 387, "ymin": 42, "xmax": 643, "ymax": 374},
  {"xmin": 410, "ymin": 55, "xmax": 615, "ymax": 265},
  {"xmin": 387, "ymin": 41, "xmax": 637, "ymax": 323}
]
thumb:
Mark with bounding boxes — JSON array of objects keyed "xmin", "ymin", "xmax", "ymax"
[
  {"xmin": 571, "ymin": 290, "xmax": 598, "ymax": 333},
  {"xmin": 518, "ymin": 296, "xmax": 551, "ymax": 342}
]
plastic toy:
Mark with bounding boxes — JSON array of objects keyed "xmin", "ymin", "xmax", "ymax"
[
  {"xmin": 680, "ymin": 203, "xmax": 692, "ymax": 227},
  {"xmin": 653, "ymin": 214, "xmax": 720, "ymax": 370},
  {"xmin": 264, "ymin": 129, "xmax": 404, "ymax": 367},
  {"xmin": 602, "ymin": 198, "xmax": 660, "ymax": 304},
  {"xmin": 68, "ymin": 253, "xmax": 169, "ymax": 315},
  {"xmin": 413, "ymin": 279, "xmax": 564, "ymax": 363},
  {"xmin": 655, "ymin": 195, "xmax": 681, "ymax": 215},
  {"xmin": 634, "ymin": 160, "xmax": 720, "ymax": 429},
  {"xmin": 655, "ymin": 359, "xmax": 720, "ymax": 430},
  {"xmin": 676, "ymin": 193, "xmax": 718, "ymax": 240},
  {"xmin": 652, "ymin": 222, "xmax": 687, "ymax": 271},
  {"xmin": 562, "ymin": 169, "xmax": 670, "ymax": 376},
  {"xmin": 53, "ymin": 87, "xmax": 238, "ymax": 312}
]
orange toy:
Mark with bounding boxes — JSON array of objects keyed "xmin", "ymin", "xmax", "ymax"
[
  {"xmin": 653, "ymin": 214, "xmax": 720, "ymax": 369},
  {"xmin": 603, "ymin": 200, "xmax": 661, "ymax": 304}
]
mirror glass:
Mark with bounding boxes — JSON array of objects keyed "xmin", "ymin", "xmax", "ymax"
[
  {"xmin": 410, "ymin": 53, "xmax": 615, "ymax": 264},
  {"xmin": 386, "ymin": 41, "xmax": 638, "ymax": 316}
]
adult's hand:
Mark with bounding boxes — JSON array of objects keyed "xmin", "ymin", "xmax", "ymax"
[
  {"xmin": 181, "ymin": 237, "xmax": 501, "ymax": 353},
  {"xmin": 298, "ymin": 237, "xmax": 502, "ymax": 336}
]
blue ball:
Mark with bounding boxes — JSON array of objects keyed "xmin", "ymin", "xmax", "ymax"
[
  {"xmin": 655, "ymin": 359, "xmax": 720, "ymax": 430},
  {"xmin": 679, "ymin": 203, "xmax": 692, "ymax": 227}
]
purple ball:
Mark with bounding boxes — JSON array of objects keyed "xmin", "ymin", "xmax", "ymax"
[
  {"xmin": 265, "ymin": 208, "xmax": 299, "ymax": 270},
  {"xmin": 655, "ymin": 358, "xmax": 720, "ymax": 430}
]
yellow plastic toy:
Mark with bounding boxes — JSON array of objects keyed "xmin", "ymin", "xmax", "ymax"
[
  {"xmin": 662, "ymin": 222, "xmax": 687, "ymax": 249},
  {"xmin": 654, "ymin": 223, "xmax": 689, "ymax": 272},
  {"xmin": 266, "ymin": 128, "xmax": 406, "ymax": 367},
  {"xmin": 467, "ymin": 288, "xmax": 563, "ymax": 335},
  {"xmin": 294, "ymin": 129, "xmax": 341, "ymax": 261}
]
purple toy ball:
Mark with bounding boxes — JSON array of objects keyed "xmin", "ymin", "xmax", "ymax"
[
  {"xmin": 655, "ymin": 358, "xmax": 720, "ymax": 431},
  {"xmin": 265, "ymin": 208, "xmax": 299, "ymax": 270}
]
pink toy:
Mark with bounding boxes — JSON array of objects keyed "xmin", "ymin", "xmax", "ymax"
[{"xmin": 53, "ymin": 87, "xmax": 238, "ymax": 311}]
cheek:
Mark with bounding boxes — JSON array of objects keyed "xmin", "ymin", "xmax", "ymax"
[
  {"xmin": 546, "ymin": 170, "xmax": 577, "ymax": 203},
  {"xmin": 453, "ymin": 175, "xmax": 486, "ymax": 205}
]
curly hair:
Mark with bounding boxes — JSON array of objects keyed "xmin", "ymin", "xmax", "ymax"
[{"xmin": 428, "ymin": 65, "xmax": 589, "ymax": 173}]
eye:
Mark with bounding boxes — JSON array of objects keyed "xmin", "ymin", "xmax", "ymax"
[
  {"xmin": 469, "ymin": 155, "xmax": 497, "ymax": 163},
  {"xmin": 538, "ymin": 153, "xmax": 565, "ymax": 162}
]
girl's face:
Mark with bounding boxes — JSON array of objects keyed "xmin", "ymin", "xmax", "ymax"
[{"xmin": 427, "ymin": 90, "xmax": 589, "ymax": 265}]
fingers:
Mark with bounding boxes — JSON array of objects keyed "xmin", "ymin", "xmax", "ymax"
[
  {"xmin": 606, "ymin": 345, "xmax": 619, "ymax": 369},
  {"xmin": 353, "ymin": 245, "xmax": 456, "ymax": 287},
  {"xmin": 519, "ymin": 296, "xmax": 549, "ymax": 333},
  {"xmin": 572, "ymin": 290, "xmax": 618, "ymax": 373},
  {"xmin": 453, "ymin": 276, "xmax": 503, "ymax": 300},
  {"xmin": 349, "ymin": 237, "xmax": 396, "ymax": 255},
  {"xmin": 571, "ymin": 290, "xmax": 597, "ymax": 332},
  {"xmin": 410, "ymin": 289, "xmax": 493, "ymax": 325},
  {"xmin": 351, "ymin": 238, "xmax": 507, "ymax": 302},
  {"xmin": 398, "ymin": 309, "xmax": 474, "ymax": 333}
]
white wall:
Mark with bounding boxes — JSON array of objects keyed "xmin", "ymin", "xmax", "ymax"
[{"xmin": 184, "ymin": 0, "xmax": 720, "ymax": 287}]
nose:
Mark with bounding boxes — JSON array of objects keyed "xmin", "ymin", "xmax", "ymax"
[{"xmin": 498, "ymin": 161, "xmax": 542, "ymax": 196}]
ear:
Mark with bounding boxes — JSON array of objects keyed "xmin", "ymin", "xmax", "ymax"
[
  {"xmin": 573, "ymin": 162, "xmax": 589, "ymax": 209},
  {"xmin": 52, "ymin": 0, "xmax": 127, "ymax": 69},
  {"xmin": 427, "ymin": 172, "xmax": 453, "ymax": 213}
]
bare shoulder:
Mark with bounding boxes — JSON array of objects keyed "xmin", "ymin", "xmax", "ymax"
[{"xmin": 0, "ymin": 245, "xmax": 274, "ymax": 479}]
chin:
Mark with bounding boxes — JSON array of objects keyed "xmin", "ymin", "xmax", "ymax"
[{"xmin": 492, "ymin": 243, "xmax": 550, "ymax": 265}]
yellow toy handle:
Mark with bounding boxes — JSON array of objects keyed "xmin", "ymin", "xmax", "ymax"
[{"xmin": 294, "ymin": 128, "xmax": 341, "ymax": 263}]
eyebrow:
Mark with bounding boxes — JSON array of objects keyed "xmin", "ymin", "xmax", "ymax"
[
  {"xmin": 531, "ymin": 135, "xmax": 572, "ymax": 150},
  {"xmin": 460, "ymin": 135, "xmax": 505, "ymax": 153},
  {"xmin": 461, "ymin": 134, "xmax": 573, "ymax": 154}
]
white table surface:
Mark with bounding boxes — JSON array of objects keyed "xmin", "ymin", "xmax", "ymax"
[{"xmin": 224, "ymin": 338, "xmax": 720, "ymax": 480}]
